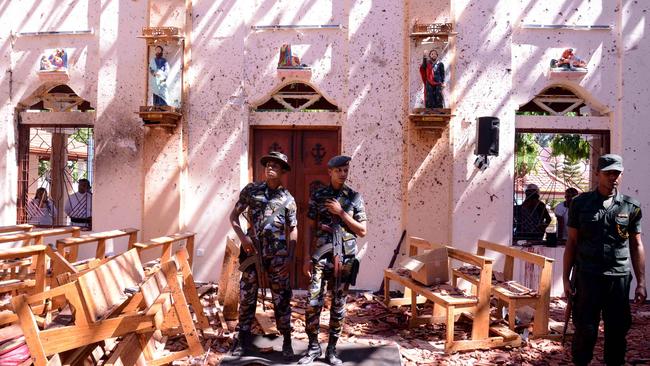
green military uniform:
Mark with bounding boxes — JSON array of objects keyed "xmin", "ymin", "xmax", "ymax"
[
  {"xmin": 236, "ymin": 181, "xmax": 297, "ymax": 335},
  {"xmin": 305, "ymin": 183, "xmax": 366, "ymax": 337},
  {"xmin": 568, "ymin": 184, "xmax": 642, "ymax": 364}
]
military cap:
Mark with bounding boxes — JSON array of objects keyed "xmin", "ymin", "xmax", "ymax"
[
  {"xmin": 260, "ymin": 151, "xmax": 291, "ymax": 171},
  {"xmin": 598, "ymin": 154, "xmax": 624, "ymax": 172},
  {"xmin": 327, "ymin": 155, "xmax": 351, "ymax": 168}
]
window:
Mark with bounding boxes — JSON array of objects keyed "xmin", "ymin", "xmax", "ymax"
[
  {"xmin": 512, "ymin": 131, "xmax": 609, "ymax": 242},
  {"xmin": 17, "ymin": 84, "xmax": 94, "ymax": 229}
]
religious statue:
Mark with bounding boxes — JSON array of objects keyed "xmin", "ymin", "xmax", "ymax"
[
  {"xmin": 419, "ymin": 49, "xmax": 445, "ymax": 109},
  {"xmin": 149, "ymin": 45, "xmax": 170, "ymax": 106},
  {"xmin": 39, "ymin": 49, "xmax": 68, "ymax": 71},
  {"xmin": 550, "ymin": 48, "xmax": 587, "ymax": 70},
  {"xmin": 278, "ymin": 44, "xmax": 306, "ymax": 68}
]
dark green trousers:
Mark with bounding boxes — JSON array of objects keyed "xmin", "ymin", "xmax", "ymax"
[{"xmin": 572, "ymin": 271, "xmax": 632, "ymax": 366}]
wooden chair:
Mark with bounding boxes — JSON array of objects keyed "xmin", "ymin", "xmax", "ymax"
[
  {"xmin": 54, "ymin": 228, "xmax": 138, "ymax": 263},
  {"xmin": 11, "ymin": 249, "xmax": 203, "ymax": 366},
  {"xmin": 384, "ymin": 237, "xmax": 520, "ymax": 352},
  {"xmin": 452, "ymin": 239, "xmax": 554, "ymax": 337}
]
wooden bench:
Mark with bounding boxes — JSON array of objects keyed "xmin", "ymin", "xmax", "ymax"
[
  {"xmin": 11, "ymin": 248, "xmax": 203, "ymax": 366},
  {"xmin": 0, "ymin": 226, "xmax": 81, "ymax": 248},
  {"xmin": 0, "ymin": 224, "xmax": 33, "ymax": 234},
  {"xmin": 130, "ymin": 231, "xmax": 195, "ymax": 267},
  {"xmin": 452, "ymin": 239, "xmax": 553, "ymax": 337},
  {"xmin": 55, "ymin": 228, "xmax": 138, "ymax": 263},
  {"xmin": 0, "ymin": 245, "xmax": 47, "ymax": 297},
  {"xmin": 131, "ymin": 233, "xmax": 213, "ymax": 334},
  {"xmin": 384, "ymin": 237, "xmax": 521, "ymax": 353}
]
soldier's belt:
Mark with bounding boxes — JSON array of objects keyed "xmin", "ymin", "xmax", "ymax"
[{"xmin": 311, "ymin": 245, "xmax": 333, "ymax": 261}]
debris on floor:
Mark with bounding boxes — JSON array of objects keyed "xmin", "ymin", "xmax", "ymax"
[{"xmin": 172, "ymin": 285, "xmax": 650, "ymax": 366}]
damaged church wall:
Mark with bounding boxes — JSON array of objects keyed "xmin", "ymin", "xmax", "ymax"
[
  {"xmin": 450, "ymin": 0, "xmax": 517, "ymax": 254},
  {"xmin": 405, "ymin": 0, "xmax": 453, "ymax": 247},
  {"xmin": 186, "ymin": 0, "xmax": 406, "ymax": 289},
  {"xmin": 1, "ymin": 0, "xmax": 649, "ymax": 293}
]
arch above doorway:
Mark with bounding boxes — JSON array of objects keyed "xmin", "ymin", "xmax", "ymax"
[
  {"xmin": 251, "ymin": 82, "xmax": 340, "ymax": 112},
  {"xmin": 18, "ymin": 84, "xmax": 95, "ymax": 126}
]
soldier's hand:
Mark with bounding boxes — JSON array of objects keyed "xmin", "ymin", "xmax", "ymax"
[
  {"xmin": 241, "ymin": 236, "xmax": 256, "ymax": 256},
  {"xmin": 634, "ymin": 285, "xmax": 647, "ymax": 304},
  {"xmin": 325, "ymin": 199, "xmax": 343, "ymax": 217},
  {"xmin": 302, "ymin": 260, "xmax": 312, "ymax": 278}
]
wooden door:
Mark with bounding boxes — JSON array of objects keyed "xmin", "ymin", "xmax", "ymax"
[{"xmin": 252, "ymin": 128, "xmax": 340, "ymax": 288}]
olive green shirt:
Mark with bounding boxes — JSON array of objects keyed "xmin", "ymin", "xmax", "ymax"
[{"xmin": 568, "ymin": 190, "xmax": 642, "ymax": 276}]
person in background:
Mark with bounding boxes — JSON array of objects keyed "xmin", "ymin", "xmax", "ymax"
[
  {"xmin": 27, "ymin": 187, "xmax": 57, "ymax": 226},
  {"xmin": 514, "ymin": 183, "xmax": 552, "ymax": 240},
  {"xmin": 65, "ymin": 178, "xmax": 92, "ymax": 229},
  {"xmin": 554, "ymin": 187, "xmax": 579, "ymax": 242}
]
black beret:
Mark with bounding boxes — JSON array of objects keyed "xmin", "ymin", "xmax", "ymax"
[{"xmin": 327, "ymin": 155, "xmax": 351, "ymax": 168}]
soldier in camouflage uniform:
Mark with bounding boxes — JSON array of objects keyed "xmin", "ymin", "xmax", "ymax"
[
  {"xmin": 298, "ymin": 155, "xmax": 367, "ymax": 365},
  {"xmin": 229, "ymin": 151, "xmax": 298, "ymax": 359},
  {"xmin": 563, "ymin": 154, "xmax": 646, "ymax": 366}
]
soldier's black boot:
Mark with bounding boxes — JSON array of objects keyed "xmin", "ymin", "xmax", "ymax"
[
  {"xmin": 324, "ymin": 335, "xmax": 343, "ymax": 365},
  {"xmin": 298, "ymin": 334, "xmax": 322, "ymax": 364},
  {"xmin": 281, "ymin": 331, "xmax": 294, "ymax": 359},
  {"xmin": 231, "ymin": 331, "xmax": 253, "ymax": 357}
]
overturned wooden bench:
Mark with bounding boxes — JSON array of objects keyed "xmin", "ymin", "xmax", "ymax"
[
  {"xmin": 384, "ymin": 237, "xmax": 521, "ymax": 353},
  {"xmin": 452, "ymin": 239, "xmax": 553, "ymax": 337},
  {"xmin": 11, "ymin": 248, "xmax": 203, "ymax": 366},
  {"xmin": 131, "ymin": 232, "xmax": 213, "ymax": 334}
]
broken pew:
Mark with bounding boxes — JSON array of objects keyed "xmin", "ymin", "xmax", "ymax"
[
  {"xmin": 452, "ymin": 239, "xmax": 553, "ymax": 337},
  {"xmin": 11, "ymin": 248, "xmax": 203, "ymax": 366},
  {"xmin": 384, "ymin": 237, "xmax": 521, "ymax": 353},
  {"xmin": 131, "ymin": 233, "xmax": 213, "ymax": 334}
]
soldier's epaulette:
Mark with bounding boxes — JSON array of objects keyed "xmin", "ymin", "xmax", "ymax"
[{"xmin": 621, "ymin": 194, "xmax": 641, "ymax": 207}]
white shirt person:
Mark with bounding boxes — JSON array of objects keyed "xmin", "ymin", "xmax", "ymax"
[{"xmin": 64, "ymin": 179, "xmax": 92, "ymax": 228}]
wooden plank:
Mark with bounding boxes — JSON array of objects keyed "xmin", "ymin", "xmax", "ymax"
[
  {"xmin": 490, "ymin": 323, "xmax": 520, "ymax": 341},
  {"xmin": 0, "ymin": 224, "xmax": 33, "ymax": 234},
  {"xmin": 255, "ymin": 308, "xmax": 279, "ymax": 335},
  {"xmin": 160, "ymin": 260, "xmax": 203, "ymax": 356},
  {"xmin": 533, "ymin": 259, "xmax": 553, "ymax": 337},
  {"xmin": 76, "ymin": 249, "xmax": 144, "ymax": 322},
  {"xmin": 220, "ymin": 237, "xmax": 241, "ymax": 320},
  {"xmin": 12, "ymin": 294, "xmax": 49, "ymax": 366},
  {"xmin": 0, "ymin": 245, "xmax": 47, "ymax": 260},
  {"xmin": 37, "ymin": 315, "xmax": 156, "ymax": 356},
  {"xmin": 471, "ymin": 259, "xmax": 492, "ymax": 340},
  {"xmin": 478, "ymin": 240, "xmax": 552, "ymax": 267},
  {"xmin": 174, "ymin": 247, "xmax": 212, "ymax": 332}
]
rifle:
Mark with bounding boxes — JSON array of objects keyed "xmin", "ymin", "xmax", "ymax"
[
  {"xmin": 562, "ymin": 267, "xmax": 576, "ymax": 345},
  {"xmin": 238, "ymin": 210, "xmax": 269, "ymax": 309},
  {"xmin": 378, "ymin": 230, "xmax": 407, "ymax": 294}
]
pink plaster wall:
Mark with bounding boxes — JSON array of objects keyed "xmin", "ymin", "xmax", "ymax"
[{"xmin": 1, "ymin": 0, "xmax": 649, "ymax": 293}]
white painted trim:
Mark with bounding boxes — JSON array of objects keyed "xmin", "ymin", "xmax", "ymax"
[
  {"xmin": 515, "ymin": 115, "xmax": 609, "ymax": 130},
  {"xmin": 20, "ymin": 111, "xmax": 95, "ymax": 126}
]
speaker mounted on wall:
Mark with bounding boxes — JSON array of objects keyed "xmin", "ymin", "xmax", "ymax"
[
  {"xmin": 473, "ymin": 116, "xmax": 500, "ymax": 170},
  {"xmin": 475, "ymin": 116, "xmax": 500, "ymax": 156}
]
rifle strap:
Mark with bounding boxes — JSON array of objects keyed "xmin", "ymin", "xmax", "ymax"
[{"xmin": 257, "ymin": 197, "xmax": 292, "ymax": 237}]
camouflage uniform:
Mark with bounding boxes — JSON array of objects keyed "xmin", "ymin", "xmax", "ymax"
[
  {"xmin": 305, "ymin": 184, "xmax": 366, "ymax": 338},
  {"xmin": 236, "ymin": 181, "xmax": 297, "ymax": 334}
]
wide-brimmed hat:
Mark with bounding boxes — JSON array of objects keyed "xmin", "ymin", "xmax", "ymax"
[{"xmin": 260, "ymin": 151, "xmax": 291, "ymax": 171}]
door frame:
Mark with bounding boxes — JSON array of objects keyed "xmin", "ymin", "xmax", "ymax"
[{"xmin": 249, "ymin": 125, "xmax": 342, "ymax": 288}]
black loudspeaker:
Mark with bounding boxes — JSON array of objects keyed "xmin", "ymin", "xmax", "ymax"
[{"xmin": 475, "ymin": 116, "xmax": 500, "ymax": 156}]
